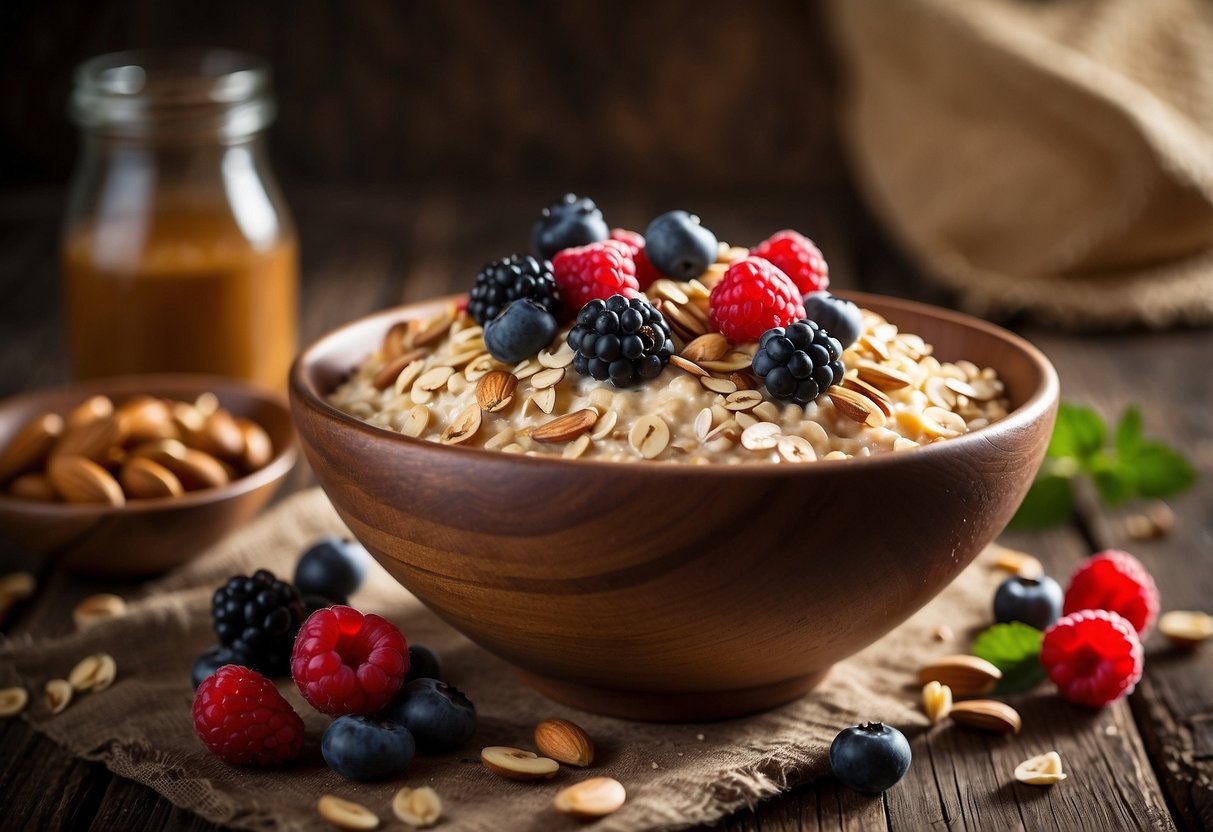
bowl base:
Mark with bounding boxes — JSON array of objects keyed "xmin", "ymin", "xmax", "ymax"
[{"xmin": 514, "ymin": 668, "xmax": 830, "ymax": 722}]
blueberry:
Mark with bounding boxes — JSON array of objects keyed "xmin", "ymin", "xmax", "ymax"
[
  {"xmin": 384, "ymin": 678, "xmax": 477, "ymax": 753},
  {"xmin": 302, "ymin": 593, "xmax": 340, "ymax": 617},
  {"xmin": 294, "ymin": 536, "xmax": 369, "ymax": 600},
  {"xmin": 644, "ymin": 210, "xmax": 717, "ymax": 280},
  {"xmin": 829, "ymin": 722, "xmax": 911, "ymax": 793},
  {"xmin": 191, "ymin": 643, "xmax": 254, "ymax": 689},
  {"xmin": 802, "ymin": 292, "xmax": 863, "ymax": 349},
  {"xmin": 993, "ymin": 575, "xmax": 1064, "ymax": 631},
  {"xmin": 406, "ymin": 644, "xmax": 443, "ymax": 682},
  {"xmin": 484, "ymin": 299, "xmax": 559, "ymax": 363},
  {"xmin": 532, "ymin": 194, "xmax": 609, "ymax": 259},
  {"xmin": 322, "ymin": 714, "xmax": 416, "ymax": 780}
]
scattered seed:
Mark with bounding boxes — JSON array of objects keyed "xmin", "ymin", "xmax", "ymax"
[
  {"xmin": 68, "ymin": 653, "xmax": 117, "ymax": 692},
  {"xmin": 1158, "ymin": 610, "xmax": 1213, "ymax": 648},
  {"xmin": 72, "ymin": 594, "xmax": 127, "ymax": 629},
  {"xmin": 44, "ymin": 679, "xmax": 72, "ymax": 714},
  {"xmin": 1014, "ymin": 751, "xmax": 1067, "ymax": 786},
  {"xmin": 317, "ymin": 794, "xmax": 380, "ymax": 830},
  {"xmin": 0, "ymin": 687, "xmax": 29, "ymax": 717},
  {"xmin": 554, "ymin": 777, "xmax": 627, "ymax": 820},
  {"xmin": 392, "ymin": 786, "xmax": 442, "ymax": 828},
  {"xmin": 922, "ymin": 681, "xmax": 952, "ymax": 724}
]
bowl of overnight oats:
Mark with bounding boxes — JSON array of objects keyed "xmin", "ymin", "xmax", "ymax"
[{"xmin": 290, "ymin": 196, "xmax": 1059, "ymax": 720}]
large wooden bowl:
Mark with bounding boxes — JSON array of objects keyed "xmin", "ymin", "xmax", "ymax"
[
  {"xmin": 0, "ymin": 375, "xmax": 297, "ymax": 576},
  {"xmin": 291, "ymin": 293, "xmax": 1058, "ymax": 721}
]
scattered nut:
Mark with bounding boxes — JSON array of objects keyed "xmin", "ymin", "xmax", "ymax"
[
  {"xmin": 917, "ymin": 655, "xmax": 1002, "ymax": 696},
  {"xmin": 922, "ymin": 681, "xmax": 953, "ymax": 724},
  {"xmin": 317, "ymin": 794, "xmax": 379, "ymax": 830},
  {"xmin": 44, "ymin": 679, "xmax": 73, "ymax": 714},
  {"xmin": 1158, "ymin": 610, "xmax": 1213, "ymax": 648},
  {"xmin": 480, "ymin": 746, "xmax": 560, "ymax": 781},
  {"xmin": 392, "ymin": 786, "xmax": 442, "ymax": 828},
  {"xmin": 72, "ymin": 594, "xmax": 128, "ymax": 629},
  {"xmin": 950, "ymin": 700, "xmax": 1022, "ymax": 734},
  {"xmin": 534, "ymin": 718, "xmax": 595, "ymax": 767},
  {"xmin": 991, "ymin": 548, "xmax": 1044, "ymax": 579},
  {"xmin": 554, "ymin": 777, "xmax": 627, "ymax": 819},
  {"xmin": 68, "ymin": 653, "xmax": 117, "ymax": 692},
  {"xmin": 1014, "ymin": 751, "xmax": 1067, "ymax": 785},
  {"xmin": 0, "ymin": 686, "xmax": 29, "ymax": 717}
]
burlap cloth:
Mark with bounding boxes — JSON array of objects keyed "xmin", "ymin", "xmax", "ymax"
[
  {"xmin": 0, "ymin": 489, "xmax": 1003, "ymax": 831},
  {"xmin": 828, "ymin": 0, "xmax": 1213, "ymax": 329}
]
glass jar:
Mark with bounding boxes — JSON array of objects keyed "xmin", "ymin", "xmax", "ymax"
[{"xmin": 62, "ymin": 49, "xmax": 298, "ymax": 388}]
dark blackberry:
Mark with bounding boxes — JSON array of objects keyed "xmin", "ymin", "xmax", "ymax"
[
  {"xmin": 211, "ymin": 569, "xmax": 307, "ymax": 677},
  {"xmin": 751, "ymin": 319, "xmax": 845, "ymax": 405},
  {"xmin": 567, "ymin": 295, "xmax": 674, "ymax": 388},
  {"xmin": 532, "ymin": 194, "xmax": 610, "ymax": 259},
  {"xmin": 467, "ymin": 255, "xmax": 561, "ymax": 326}
]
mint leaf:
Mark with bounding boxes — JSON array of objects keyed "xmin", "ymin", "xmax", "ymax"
[
  {"xmin": 1114, "ymin": 407, "xmax": 1143, "ymax": 458},
  {"xmin": 971, "ymin": 622, "xmax": 1047, "ymax": 695},
  {"xmin": 1088, "ymin": 454, "xmax": 1136, "ymax": 506},
  {"xmin": 1008, "ymin": 474, "xmax": 1074, "ymax": 530},
  {"xmin": 1128, "ymin": 441, "xmax": 1197, "ymax": 498},
  {"xmin": 1047, "ymin": 404, "xmax": 1105, "ymax": 461}
]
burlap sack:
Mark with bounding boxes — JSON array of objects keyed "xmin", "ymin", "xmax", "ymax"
[
  {"xmin": 828, "ymin": 0, "xmax": 1213, "ymax": 328},
  {"xmin": 0, "ymin": 489, "xmax": 1004, "ymax": 831}
]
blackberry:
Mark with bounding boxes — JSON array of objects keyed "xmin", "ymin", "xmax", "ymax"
[
  {"xmin": 211, "ymin": 569, "xmax": 307, "ymax": 677},
  {"xmin": 752, "ymin": 320, "xmax": 845, "ymax": 405},
  {"xmin": 567, "ymin": 295, "xmax": 674, "ymax": 388},
  {"xmin": 467, "ymin": 255, "xmax": 561, "ymax": 326}
]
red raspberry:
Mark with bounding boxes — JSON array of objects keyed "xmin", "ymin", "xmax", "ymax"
[
  {"xmin": 192, "ymin": 665, "xmax": 304, "ymax": 766},
  {"xmin": 1041, "ymin": 609, "xmax": 1143, "ymax": 707},
  {"xmin": 552, "ymin": 240, "xmax": 640, "ymax": 315},
  {"xmin": 608, "ymin": 228, "xmax": 662, "ymax": 290},
  {"xmin": 291, "ymin": 605, "xmax": 408, "ymax": 716},
  {"xmin": 751, "ymin": 230, "xmax": 829, "ymax": 295},
  {"xmin": 708, "ymin": 257, "xmax": 807, "ymax": 342},
  {"xmin": 1064, "ymin": 550, "xmax": 1159, "ymax": 635}
]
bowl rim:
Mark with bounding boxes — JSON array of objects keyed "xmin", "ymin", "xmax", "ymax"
[
  {"xmin": 290, "ymin": 291, "xmax": 1059, "ymax": 476},
  {"xmin": 0, "ymin": 373, "xmax": 298, "ymax": 516}
]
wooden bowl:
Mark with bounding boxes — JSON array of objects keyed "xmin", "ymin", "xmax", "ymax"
[
  {"xmin": 290, "ymin": 293, "xmax": 1058, "ymax": 721},
  {"xmin": 0, "ymin": 375, "xmax": 297, "ymax": 576}
]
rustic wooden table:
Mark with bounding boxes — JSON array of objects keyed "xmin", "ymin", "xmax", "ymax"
[{"xmin": 1, "ymin": 186, "xmax": 1209, "ymax": 831}]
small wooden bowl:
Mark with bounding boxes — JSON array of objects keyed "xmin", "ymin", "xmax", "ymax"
[
  {"xmin": 0, "ymin": 375, "xmax": 297, "ymax": 576},
  {"xmin": 291, "ymin": 293, "xmax": 1058, "ymax": 721}
]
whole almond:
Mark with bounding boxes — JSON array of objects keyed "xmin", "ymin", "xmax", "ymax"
[
  {"xmin": 9, "ymin": 473, "xmax": 59, "ymax": 502},
  {"xmin": 192, "ymin": 409, "xmax": 245, "ymax": 460},
  {"xmin": 66, "ymin": 395, "xmax": 113, "ymax": 429},
  {"xmin": 237, "ymin": 418, "xmax": 273, "ymax": 471},
  {"xmin": 73, "ymin": 593, "xmax": 128, "ymax": 629},
  {"xmin": 116, "ymin": 397, "xmax": 176, "ymax": 446},
  {"xmin": 317, "ymin": 795, "xmax": 379, "ymax": 830},
  {"xmin": 950, "ymin": 699, "xmax": 1022, "ymax": 734},
  {"xmin": 476, "ymin": 371, "xmax": 518, "ymax": 412},
  {"xmin": 46, "ymin": 455, "xmax": 125, "ymax": 505},
  {"xmin": 120, "ymin": 457, "xmax": 184, "ymax": 500},
  {"xmin": 534, "ymin": 718, "xmax": 595, "ymax": 766},
  {"xmin": 0, "ymin": 411, "xmax": 64, "ymax": 481},
  {"xmin": 52, "ymin": 412, "xmax": 124, "ymax": 463},
  {"xmin": 681, "ymin": 333, "xmax": 729, "ymax": 363},
  {"xmin": 392, "ymin": 786, "xmax": 442, "ymax": 828},
  {"xmin": 917, "ymin": 655, "xmax": 1002, "ymax": 696},
  {"xmin": 554, "ymin": 777, "xmax": 627, "ymax": 819},
  {"xmin": 159, "ymin": 448, "xmax": 229, "ymax": 491},
  {"xmin": 532, "ymin": 410, "xmax": 599, "ymax": 445},
  {"xmin": 828, "ymin": 387, "xmax": 887, "ymax": 429},
  {"xmin": 481, "ymin": 746, "xmax": 559, "ymax": 781},
  {"xmin": 44, "ymin": 679, "xmax": 73, "ymax": 714}
]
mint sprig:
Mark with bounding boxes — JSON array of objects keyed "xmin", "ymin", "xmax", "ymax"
[
  {"xmin": 971, "ymin": 622, "xmax": 1047, "ymax": 694},
  {"xmin": 1010, "ymin": 403, "xmax": 1196, "ymax": 530}
]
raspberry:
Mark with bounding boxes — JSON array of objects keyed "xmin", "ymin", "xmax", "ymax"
[
  {"xmin": 291, "ymin": 605, "xmax": 409, "ymax": 716},
  {"xmin": 192, "ymin": 665, "xmax": 304, "ymax": 766},
  {"xmin": 609, "ymin": 228, "xmax": 662, "ymax": 290},
  {"xmin": 751, "ymin": 230, "xmax": 829, "ymax": 295},
  {"xmin": 551, "ymin": 240, "xmax": 640, "ymax": 316},
  {"xmin": 708, "ymin": 257, "xmax": 806, "ymax": 342},
  {"xmin": 1040, "ymin": 609, "xmax": 1143, "ymax": 707},
  {"xmin": 1064, "ymin": 550, "xmax": 1159, "ymax": 635}
]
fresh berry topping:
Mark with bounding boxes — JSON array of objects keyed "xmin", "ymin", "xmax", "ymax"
[
  {"xmin": 211, "ymin": 569, "xmax": 306, "ymax": 677},
  {"xmin": 644, "ymin": 210, "xmax": 718, "ymax": 280},
  {"xmin": 405, "ymin": 644, "xmax": 443, "ymax": 682},
  {"xmin": 708, "ymin": 257, "xmax": 806, "ymax": 342},
  {"xmin": 751, "ymin": 320, "xmax": 844, "ymax": 405},
  {"xmin": 608, "ymin": 228, "xmax": 662, "ymax": 290},
  {"xmin": 551, "ymin": 241, "xmax": 640, "ymax": 314},
  {"xmin": 467, "ymin": 255, "xmax": 562, "ymax": 326},
  {"xmin": 994, "ymin": 575, "xmax": 1064, "ymax": 631},
  {"xmin": 385, "ymin": 677, "xmax": 478, "ymax": 753},
  {"xmin": 751, "ymin": 229, "xmax": 829, "ymax": 295},
  {"xmin": 192, "ymin": 665, "xmax": 304, "ymax": 766},
  {"xmin": 532, "ymin": 194, "xmax": 609, "ymax": 259},
  {"xmin": 302, "ymin": 594, "xmax": 336, "ymax": 617},
  {"xmin": 1041, "ymin": 609, "xmax": 1144, "ymax": 707},
  {"xmin": 1064, "ymin": 550, "xmax": 1159, "ymax": 635},
  {"xmin": 192, "ymin": 643, "xmax": 256, "ymax": 689},
  {"xmin": 295, "ymin": 536, "xmax": 370, "ymax": 604},
  {"xmin": 567, "ymin": 295, "xmax": 674, "ymax": 387},
  {"xmin": 802, "ymin": 291, "xmax": 863, "ymax": 349},
  {"xmin": 483, "ymin": 299, "xmax": 560, "ymax": 363},
  {"xmin": 829, "ymin": 722, "xmax": 911, "ymax": 793},
  {"xmin": 321, "ymin": 714, "xmax": 416, "ymax": 781},
  {"xmin": 290, "ymin": 605, "xmax": 409, "ymax": 716}
]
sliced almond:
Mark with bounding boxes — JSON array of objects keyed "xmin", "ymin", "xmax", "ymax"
[
  {"xmin": 534, "ymin": 717, "xmax": 595, "ymax": 767},
  {"xmin": 317, "ymin": 794, "xmax": 380, "ymax": 830},
  {"xmin": 68, "ymin": 652, "xmax": 117, "ymax": 692},
  {"xmin": 855, "ymin": 359, "xmax": 914, "ymax": 391},
  {"xmin": 533, "ymin": 409, "xmax": 598, "ymax": 444},
  {"xmin": 372, "ymin": 349, "xmax": 426, "ymax": 391},
  {"xmin": 916, "ymin": 655, "xmax": 1002, "ymax": 696},
  {"xmin": 950, "ymin": 700, "xmax": 1021, "ymax": 734},
  {"xmin": 724, "ymin": 390, "xmax": 764, "ymax": 412},
  {"xmin": 776, "ymin": 435, "xmax": 816, "ymax": 463},
  {"xmin": 922, "ymin": 681, "xmax": 953, "ymax": 724},
  {"xmin": 440, "ymin": 406, "xmax": 482, "ymax": 445},
  {"xmin": 405, "ymin": 307, "xmax": 456, "ymax": 350},
  {"xmin": 628, "ymin": 414, "xmax": 670, "ymax": 459},
  {"xmin": 392, "ymin": 359, "xmax": 427, "ymax": 397},
  {"xmin": 563, "ymin": 434, "xmax": 592, "ymax": 459},
  {"xmin": 0, "ymin": 411, "xmax": 64, "ymax": 480},
  {"xmin": 400, "ymin": 405, "xmax": 431, "ymax": 438},
  {"xmin": 752, "ymin": 400, "xmax": 781, "ymax": 423},
  {"xmin": 669, "ymin": 355, "xmax": 708, "ymax": 377},
  {"xmin": 46, "ymin": 455, "xmax": 125, "ymax": 505},
  {"xmin": 236, "ymin": 419, "xmax": 273, "ymax": 471},
  {"xmin": 699, "ymin": 376, "xmax": 737, "ymax": 395},
  {"xmin": 681, "ymin": 333, "xmax": 729, "ymax": 363},
  {"xmin": 53, "ymin": 412, "xmax": 124, "ymax": 463},
  {"xmin": 44, "ymin": 679, "xmax": 72, "ymax": 714},
  {"xmin": 531, "ymin": 386, "xmax": 556, "ymax": 415},
  {"xmin": 694, "ymin": 408, "xmax": 714, "ymax": 441},
  {"xmin": 1158, "ymin": 610, "xmax": 1213, "ymax": 648},
  {"xmin": 512, "ymin": 359, "xmax": 541, "ymax": 381},
  {"xmin": 392, "ymin": 786, "xmax": 441, "ymax": 828},
  {"xmin": 381, "ymin": 320, "xmax": 412, "ymax": 360},
  {"xmin": 9, "ymin": 474, "xmax": 57, "ymax": 501},
  {"xmin": 0, "ymin": 687, "xmax": 28, "ymax": 718},
  {"xmin": 530, "ymin": 367, "xmax": 566, "ymax": 390},
  {"xmin": 699, "ymin": 351, "xmax": 755, "ymax": 373},
  {"xmin": 1014, "ymin": 751, "xmax": 1067, "ymax": 785},
  {"xmin": 120, "ymin": 457, "xmax": 184, "ymax": 500},
  {"xmin": 538, "ymin": 345, "xmax": 576, "ymax": 369},
  {"xmin": 992, "ymin": 548, "xmax": 1044, "ymax": 579},
  {"xmin": 476, "ymin": 371, "xmax": 518, "ymax": 412},
  {"xmin": 464, "ymin": 353, "xmax": 499, "ymax": 382},
  {"xmin": 481, "ymin": 746, "xmax": 559, "ymax": 780},
  {"xmin": 73, "ymin": 594, "xmax": 128, "ymax": 629},
  {"xmin": 416, "ymin": 366, "xmax": 456, "ymax": 392},
  {"xmin": 828, "ymin": 387, "xmax": 887, "ymax": 428},
  {"xmin": 554, "ymin": 777, "xmax": 627, "ymax": 820},
  {"xmin": 740, "ymin": 422, "xmax": 781, "ymax": 451},
  {"xmin": 590, "ymin": 410, "xmax": 618, "ymax": 441}
]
